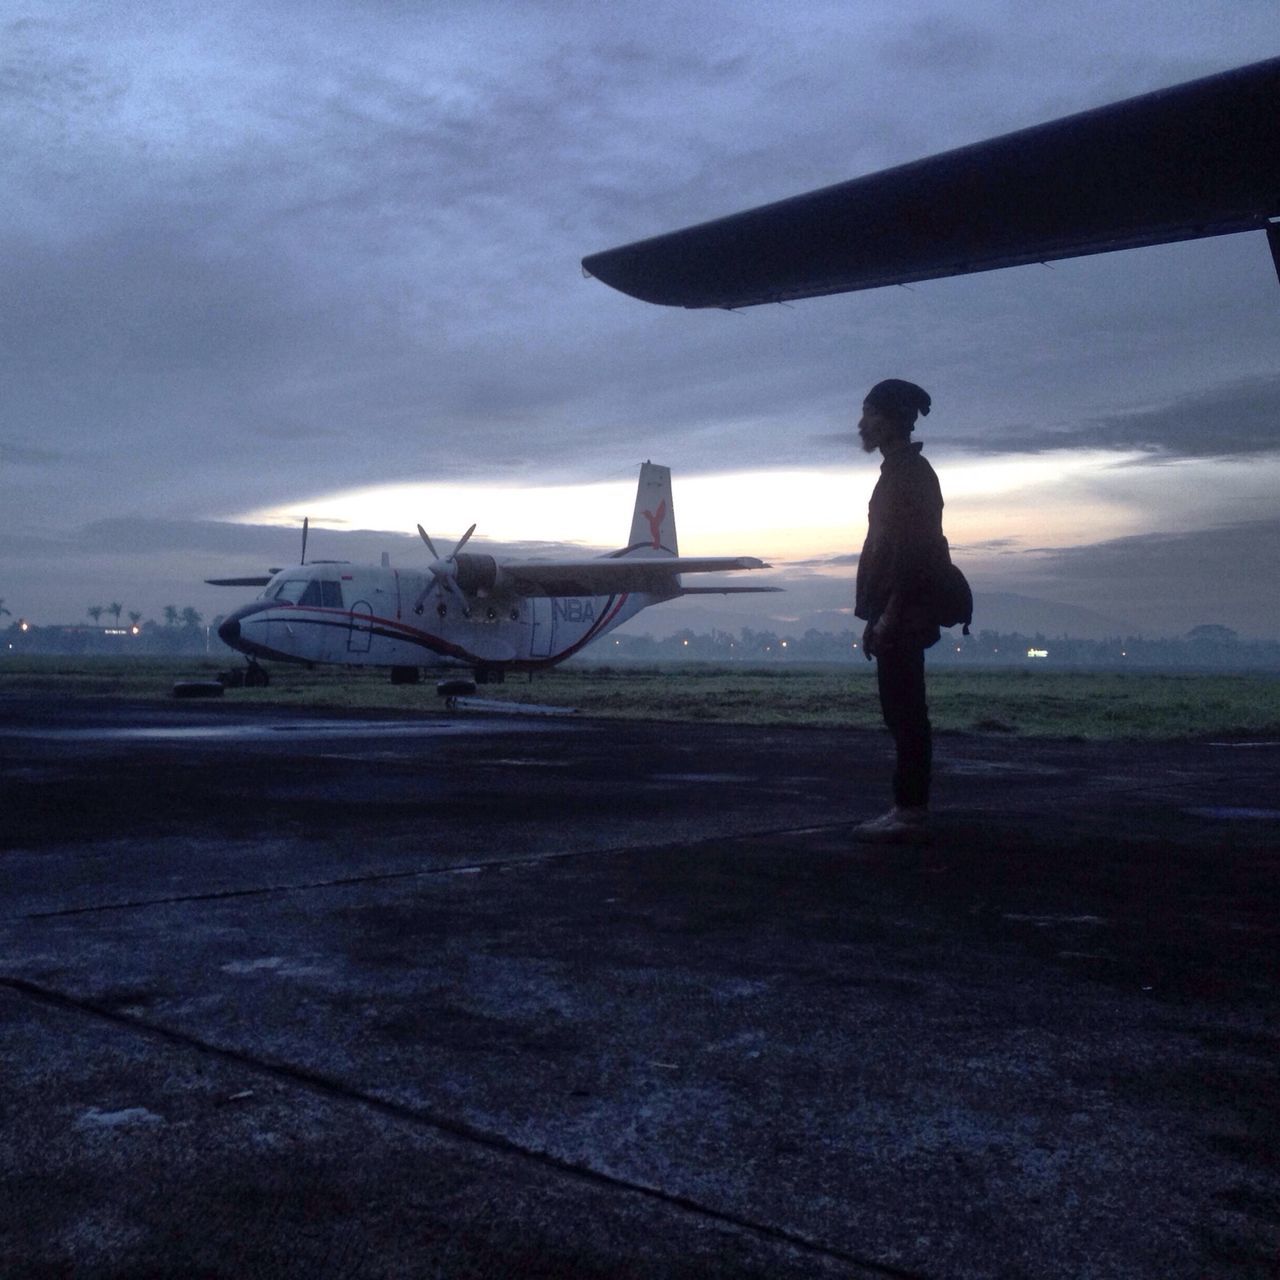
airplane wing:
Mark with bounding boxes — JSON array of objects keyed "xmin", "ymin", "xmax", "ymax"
[
  {"xmin": 499, "ymin": 555, "xmax": 771, "ymax": 598},
  {"xmin": 581, "ymin": 57, "xmax": 1280, "ymax": 308},
  {"xmin": 205, "ymin": 575, "xmax": 273, "ymax": 587}
]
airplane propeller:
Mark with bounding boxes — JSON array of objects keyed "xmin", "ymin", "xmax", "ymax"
[
  {"xmin": 205, "ymin": 514, "xmax": 309, "ymax": 589},
  {"xmin": 412, "ymin": 523, "xmax": 477, "ymax": 615}
]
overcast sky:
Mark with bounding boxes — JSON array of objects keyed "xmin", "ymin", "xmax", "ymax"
[{"xmin": 3, "ymin": 1, "xmax": 1278, "ymax": 640}]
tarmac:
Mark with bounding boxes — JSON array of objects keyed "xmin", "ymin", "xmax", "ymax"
[{"xmin": 1, "ymin": 690, "xmax": 1277, "ymax": 1278}]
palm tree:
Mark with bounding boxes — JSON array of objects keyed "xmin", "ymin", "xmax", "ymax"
[
  {"xmin": 180, "ymin": 606, "xmax": 203, "ymax": 630},
  {"xmin": 87, "ymin": 605, "xmax": 104, "ymax": 625},
  {"xmin": 128, "ymin": 611, "xmax": 142, "ymax": 627},
  {"xmin": 0, "ymin": 599, "xmax": 10, "ymax": 621},
  {"xmin": 163, "ymin": 605, "xmax": 179, "ymax": 627},
  {"xmin": 108, "ymin": 602, "xmax": 123, "ymax": 626}
]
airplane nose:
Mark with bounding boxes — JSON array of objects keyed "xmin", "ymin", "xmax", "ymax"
[{"xmin": 218, "ymin": 615, "xmax": 240, "ymax": 646}]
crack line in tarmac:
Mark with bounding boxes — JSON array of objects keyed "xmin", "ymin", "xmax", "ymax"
[
  {"xmin": 11, "ymin": 821, "xmax": 857, "ymax": 923},
  {"xmin": 1, "ymin": 974, "xmax": 927, "ymax": 1280}
]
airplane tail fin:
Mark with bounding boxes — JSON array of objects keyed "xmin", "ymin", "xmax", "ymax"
[{"xmin": 625, "ymin": 461, "xmax": 678, "ymax": 557}]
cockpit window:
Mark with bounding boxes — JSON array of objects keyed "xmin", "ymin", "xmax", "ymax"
[
  {"xmin": 272, "ymin": 579, "xmax": 310, "ymax": 604},
  {"xmin": 269, "ymin": 578, "xmax": 341, "ymax": 606}
]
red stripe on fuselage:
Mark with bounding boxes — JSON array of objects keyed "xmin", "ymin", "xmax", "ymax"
[
  {"xmin": 256, "ymin": 597, "xmax": 633, "ymax": 670},
  {"xmin": 544, "ymin": 593, "xmax": 629, "ymax": 665}
]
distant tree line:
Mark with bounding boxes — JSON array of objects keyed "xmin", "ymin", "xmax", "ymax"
[
  {"xmin": 596, "ymin": 623, "xmax": 1280, "ymax": 671},
  {"xmin": 4, "ymin": 607, "xmax": 230, "ymax": 657},
  {"xmin": 6, "ymin": 614, "xmax": 1278, "ymax": 670}
]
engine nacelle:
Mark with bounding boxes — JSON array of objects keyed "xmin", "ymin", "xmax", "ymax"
[{"xmin": 452, "ymin": 553, "xmax": 499, "ymax": 595}]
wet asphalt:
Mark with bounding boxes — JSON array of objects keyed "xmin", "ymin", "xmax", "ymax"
[{"xmin": 1, "ymin": 691, "xmax": 1277, "ymax": 1278}]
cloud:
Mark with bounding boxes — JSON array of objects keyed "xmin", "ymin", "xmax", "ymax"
[
  {"xmin": 953, "ymin": 536, "xmax": 1021, "ymax": 552},
  {"xmin": 0, "ymin": 439, "xmax": 68, "ymax": 466},
  {"xmin": 880, "ymin": 15, "xmax": 997, "ymax": 75},
  {"xmin": 0, "ymin": 15, "xmax": 128, "ymax": 131},
  {"xmin": 953, "ymin": 374, "xmax": 1280, "ymax": 461},
  {"xmin": 1090, "ymin": 377, "xmax": 1280, "ymax": 459},
  {"xmin": 785, "ymin": 552, "xmax": 860, "ymax": 568},
  {"xmin": 1030, "ymin": 517, "xmax": 1280, "ymax": 577},
  {"xmin": 56, "ymin": 517, "xmax": 616, "ymax": 563},
  {"xmin": 70, "ymin": 518, "xmax": 310, "ymax": 557},
  {"xmin": 1013, "ymin": 518, "xmax": 1280, "ymax": 635}
]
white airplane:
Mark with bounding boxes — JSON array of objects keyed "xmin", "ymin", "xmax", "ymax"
[{"xmin": 209, "ymin": 462, "xmax": 778, "ymax": 689}]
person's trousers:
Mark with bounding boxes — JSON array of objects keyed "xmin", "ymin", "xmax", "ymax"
[{"xmin": 876, "ymin": 644, "xmax": 931, "ymax": 809}]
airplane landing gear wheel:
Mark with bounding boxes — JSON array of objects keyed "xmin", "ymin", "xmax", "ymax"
[{"xmin": 244, "ymin": 662, "xmax": 270, "ymax": 688}]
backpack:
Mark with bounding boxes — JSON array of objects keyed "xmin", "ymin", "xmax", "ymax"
[{"xmin": 933, "ymin": 539, "xmax": 973, "ymax": 634}]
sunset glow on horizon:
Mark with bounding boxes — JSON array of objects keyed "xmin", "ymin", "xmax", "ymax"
[{"xmin": 229, "ymin": 451, "xmax": 1161, "ymax": 563}]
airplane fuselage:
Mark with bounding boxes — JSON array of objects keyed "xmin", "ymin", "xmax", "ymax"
[{"xmin": 218, "ymin": 561, "xmax": 661, "ymax": 672}]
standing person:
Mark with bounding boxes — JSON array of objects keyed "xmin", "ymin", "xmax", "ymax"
[{"xmin": 853, "ymin": 378, "xmax": 946, "ymax": 843}]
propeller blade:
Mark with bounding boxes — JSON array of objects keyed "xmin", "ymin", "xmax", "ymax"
[
  {"xmin": 451, "ymin": 524, "xmax": 476, "ymax": 558},
  {"xmin": 412, "ymin": 561, "xmax": 465, "ymax": 615},
  {"xmin": 409, "ymin": 523, "xmax": 477, "ymax": 615},
  {"xmin": 301, "ymin": 516, "xmax": 309, "ymax": 565}
]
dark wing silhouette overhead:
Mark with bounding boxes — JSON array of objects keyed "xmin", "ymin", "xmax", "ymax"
[{"xmin": 581, "ymin": 57, "xmax": 1280, "ymax": 309}]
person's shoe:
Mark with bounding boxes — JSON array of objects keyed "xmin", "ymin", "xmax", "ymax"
[{"xmin": 853, "ymin": 806, "xmax": 930, "ymax": 844}]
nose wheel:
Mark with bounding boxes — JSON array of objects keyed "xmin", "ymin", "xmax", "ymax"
[{"xmin": 244, "ymin": 660, "xmax": 270, "ymax": 688}]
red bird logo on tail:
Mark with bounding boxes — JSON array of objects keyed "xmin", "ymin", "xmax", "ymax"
[{"xmin": 642, "ymin": 501, "xmax": 667, "ymax": 549}]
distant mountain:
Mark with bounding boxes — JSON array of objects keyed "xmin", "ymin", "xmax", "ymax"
[
  {"xmin": 969, "ymin": 593, "xmax": 1137, "ymax": 639},
  {"xmin": 620, "ymin": 586, "xmax": 1141, "ymax": 642}
]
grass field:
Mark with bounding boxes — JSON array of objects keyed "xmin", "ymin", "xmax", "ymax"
[{"xmin": 3, "ymin": 655, "xmax": 1279, "ymax": 740}]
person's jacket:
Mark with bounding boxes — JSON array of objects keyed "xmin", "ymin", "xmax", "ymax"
[{"xmin": 854, "ymin": 442, "xmax": 946, "ymax": 647}]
